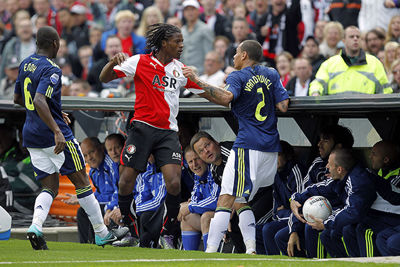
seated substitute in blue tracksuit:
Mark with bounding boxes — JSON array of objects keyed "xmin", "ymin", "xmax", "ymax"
[
  {"xmin": 179, "ymin": 147, "xmax": 220, "ymax": 251},
  {"xmin": 257, "ymin": 141, "xmax": 306, "ymax": 255},
  {"xmin": 291, "ymin": 148, "xmax": 377, "ymax": 258},
  {"xmin": 78, "ymin": 137, "xmax": 119, "ymax": 243},
  {"xmin": 133, "ymin": 160, "xmax": 166, "ymax": 248},
  {"xmin": 342, "ymin": 140, "xmax": 400, "ymax": 257},
  {"xmin": 275, "ymin": 124, "xmax": 354, "ymax": 258}
]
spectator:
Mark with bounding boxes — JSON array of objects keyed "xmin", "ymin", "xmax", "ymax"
[
  {"xmin": 256, "ymin": 0, "xmax": 301, "ymax": 67},
  {"xmin": 314, "ymin": 20, "xmax": 328, "ymax": 44},
  {"xmin": 0, "ymin": 18, "xmax": 35, "ymax": 80},
  {"xmin": 275, "ymin": 51, "xmax": 293, "ymax": 88},
  {"xmin": 309, "ymin": 26, "xmax": 392, "ymax": 95},
  {"xmin": 74, "ymin": 45, "xmax": 93, "ymax": 80},
  {"xmin": 102, "ymin": 0, "xmax": 120, "ymax": 31},
  {"xmin": 154, "ymin": 0, "xmax": 173, "ymax": 22},
  {"xmin": 34, "ymin": 14, "xmax": 47, "ymax": 34},
  {"xmin": 0, "ymin": 0, "xmax": 11, "ymax": 28},
  {"xmin": 285, "ymin": 58, "xmax": 313, "ymax": 96},
  {"xmin": 88, "ymin": 35, "xmax": 123, "ymax": 94},
  {"xmin": 247, "ymin": 0, "xmax": 269, "ymax": 33},
  {"xmin": 225, "ymin": 17, "xmax": 256, "ymax": 67},
  {"xmin": 302, "ymin": 36, "xmax": 325, "ymax": 77},
  {"xmin": 389, "ymin": 59, "xmax": 400, "ymax": 93},
  {"xmin": 181, "ymin": 0, "xmax": 214, "ymax": 74},
  {"xmin": 233, "ymin": 3, "xmax": 247, "ymax": 18},
  {"xmin": 178, "ymin": 146, "xmax": 220, "ymax": 251},
  {"xmin": 100, "ymin": 10, "xmax": 146, "ymax": 57},
  {"xmin": 166, "ymin": 16, "xmax": 182, "ymax": 28},
  {"xmin": 200, "ymin": 0, "xmax": 232, "ymax": 40},
  {"xmin": 385, "ymin": 15, "xmax": 400, "ymax": 43},
  {"xmin": 213, "ymin": 35, "xmax": 230, "ymax": 70},
  {"xmin": 69, "ymin": 79, "xmax": 97, "ymax": 97},
  {"xmin": 319, "ymin": 21, "xmax": 344, "ymax": 58},
  {"xmin": 5, "ymin": 0, "xmax": 18, "ymax": 28},
  {"xmin": 89, "ymin": 24, "xmax": 103, "ymax": 49},
  {"xmin": 31, "ymin": 0, "xmax": 61, "ymax": 34},
  {"xmin": 359, "ymin": 0, "xmax": 400, "ymax": 32},
  {"xmin": 104, "ymin": 133, "xmax": 125, "ymax": 164},
  {"xmin": 327, "ymin": 0, "xmax": 361, "ymax": 28},
  {"xmin": 68, "ymin": 4, "xmax": 91, "ymax": 54},
  {"xmin": 365, "ymin": 28, "xmax": 385, "ymax": 57},
  {"xmin": 0, "ymin": 56, "xmax": 19, "ymax": 99},
  {"xmin": 383, "ymin": 41, "xmax": 399, "ymax": 81},
  {"xmin": 199, "ymin": 51, "xmax": 226, "ymax": 87},
  {"xmin": 136, "ymin": 6, "xmax": 164, "ymax": 37}
]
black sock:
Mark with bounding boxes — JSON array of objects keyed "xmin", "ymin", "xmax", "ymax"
[
  {"xmin": 118, "ymin": 193, "xmax": 134, "ymax": 226},
  {"xmin": 165, "ymin": 193, "xmax": 181, "ymax": 220}
]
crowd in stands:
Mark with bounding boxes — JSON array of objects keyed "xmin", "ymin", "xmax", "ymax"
[{"xmin": 1, "ymin": 0, "xmax": 400, "ymax": 98}]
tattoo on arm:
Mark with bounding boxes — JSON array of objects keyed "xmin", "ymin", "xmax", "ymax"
[{"xmin": 194, "ymin": 79, "xmax": 232, "ymax": 106}]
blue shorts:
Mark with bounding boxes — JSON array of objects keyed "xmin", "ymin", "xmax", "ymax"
[{"xmin": 27, "ymin": 139, "xmax": 85, "ymax": 180}]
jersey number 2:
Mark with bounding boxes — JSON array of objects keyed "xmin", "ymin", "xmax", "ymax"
[
  {"xmin": 24, "ymin": 77, "xmax": 35, "ymax": 111},
  {"xmin": 255, "ymin": 87, "xmax": 267, "ymax": 121}
]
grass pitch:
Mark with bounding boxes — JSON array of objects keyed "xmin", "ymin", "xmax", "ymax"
[{"xmin": 1, "ymin": 239, "xmax": 399, "ymax": 267}]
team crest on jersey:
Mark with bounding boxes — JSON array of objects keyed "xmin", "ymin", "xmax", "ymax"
[
  {"xmin": 126, "ymin": 144, "xmax": 136, "ymax": 154},
  {"xmin": 173, "ymin": 69, "xmax": 179, "ymax": 78},
  {"xmin": 50, "ymin": 73, "xmax": 59, "ymax": 84}
]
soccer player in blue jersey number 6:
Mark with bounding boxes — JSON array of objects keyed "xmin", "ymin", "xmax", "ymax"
[
  {"xmin": 183, "ymin": 40, "xmax": 289, "ymax": 254},
  {"xmin": 14, "ymin": 26, "xmax": 117, "ymax": 250}
]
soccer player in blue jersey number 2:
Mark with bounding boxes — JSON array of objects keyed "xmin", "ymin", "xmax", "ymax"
[
  {"xmin": 14, "ymin": 26, "xmax": 118, "ymax": 250},
  {"xmin": 183, "ymin": 40, "xmax": 289, "ymax": 254}
]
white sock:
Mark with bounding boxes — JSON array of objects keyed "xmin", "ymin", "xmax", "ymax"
[
  {"xmin": 238, "ymin": 209, "xmax": 256, "ymax": 253},
  {"xmin": 206, "ymin": 211, "xmax": 231, "ymax": 252},
  {"xmin": 32, "ymin": 191, "xmax": 54, "ymax": 232},
  {"xmin": 78, "ymin": 193, "xmax": 108, "ymax": 238}
]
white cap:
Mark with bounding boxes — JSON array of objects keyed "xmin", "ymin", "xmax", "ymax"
[
  {"xmin": 70, "ymin": 4, "xmax": 86, "ymax": 15},
  {"xmin": 183, "ymin": 0, "xmax": 200, "ymax": 9}
]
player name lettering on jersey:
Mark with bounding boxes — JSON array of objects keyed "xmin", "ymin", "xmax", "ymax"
[
  {"xmin": 152, "ymin": 74, "xmax": 177, "ymax": 91},
  {"xmin": 24, "ymin": 63, "xmax": 37, "ymax": 73},
  {"xmin": 244, "ymin": 75, "xmax": 272, "ymax": 92}
]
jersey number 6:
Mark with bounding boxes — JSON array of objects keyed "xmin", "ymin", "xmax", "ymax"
[{"xmin": 24, "ymin": 77, "xmax": 35, "ymax": 111}]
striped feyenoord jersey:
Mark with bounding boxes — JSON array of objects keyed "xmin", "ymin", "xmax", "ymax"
[{"xmin": 114, "ymin": 53, "xmax": 203, "ymax": 131}]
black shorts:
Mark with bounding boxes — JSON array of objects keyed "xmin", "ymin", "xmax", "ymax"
[{"xmin": 121, "ymin": 121, "xmax": 182, "ymax": 172}]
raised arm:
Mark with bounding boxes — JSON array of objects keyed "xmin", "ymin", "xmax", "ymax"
[
  {"xmin": 182, "ymin": 66, "xmax": 233, "ymax": 107},
  {"xmin": 99, "ymin": 52, "xmax": 128, "ymax": 83}
]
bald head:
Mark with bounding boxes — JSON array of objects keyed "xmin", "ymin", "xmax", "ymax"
[
  {"xmin": 370, "ymin": 141, "xmax": 400, "ymax": 171},
  {"xmin": 36, "ymin": 26, "xmax": 59, "ymax": 53}
]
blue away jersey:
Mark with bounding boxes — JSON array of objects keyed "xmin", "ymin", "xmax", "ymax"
[
  {"xmin": 14, "ymin": 54, "xmax": 73, "ymax": 148},
  {"xmin": 226, "ymin": 65, "xmax": 289, "ymax": 152}
]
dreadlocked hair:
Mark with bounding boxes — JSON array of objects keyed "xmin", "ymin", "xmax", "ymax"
[{"xmin": 145, "ymin": 23, "xmax": 181, "ymax": 54}]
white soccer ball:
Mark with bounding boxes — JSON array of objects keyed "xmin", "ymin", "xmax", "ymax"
[{"xmin": 302, "ymin": 196, "xmax": 332, "ymax": 223}]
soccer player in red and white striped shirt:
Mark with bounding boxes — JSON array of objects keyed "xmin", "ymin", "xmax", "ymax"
[{"xmin": 100, "ymin": 23, "xmax": 205, "ymax": 248}]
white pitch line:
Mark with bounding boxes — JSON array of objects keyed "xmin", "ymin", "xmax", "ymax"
[{"xmin": 1, "ymin": 257, "xmax": 400, "ymax": 265}]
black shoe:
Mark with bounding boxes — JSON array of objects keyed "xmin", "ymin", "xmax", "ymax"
[{"xmin": 27, "ymin": 225, "xmax": 48, "ymax": 250}]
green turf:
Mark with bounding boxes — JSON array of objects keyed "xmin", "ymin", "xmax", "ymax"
[{"xmin": 0, "ymin": 239, "xmax": 397, "ymax": 267}]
